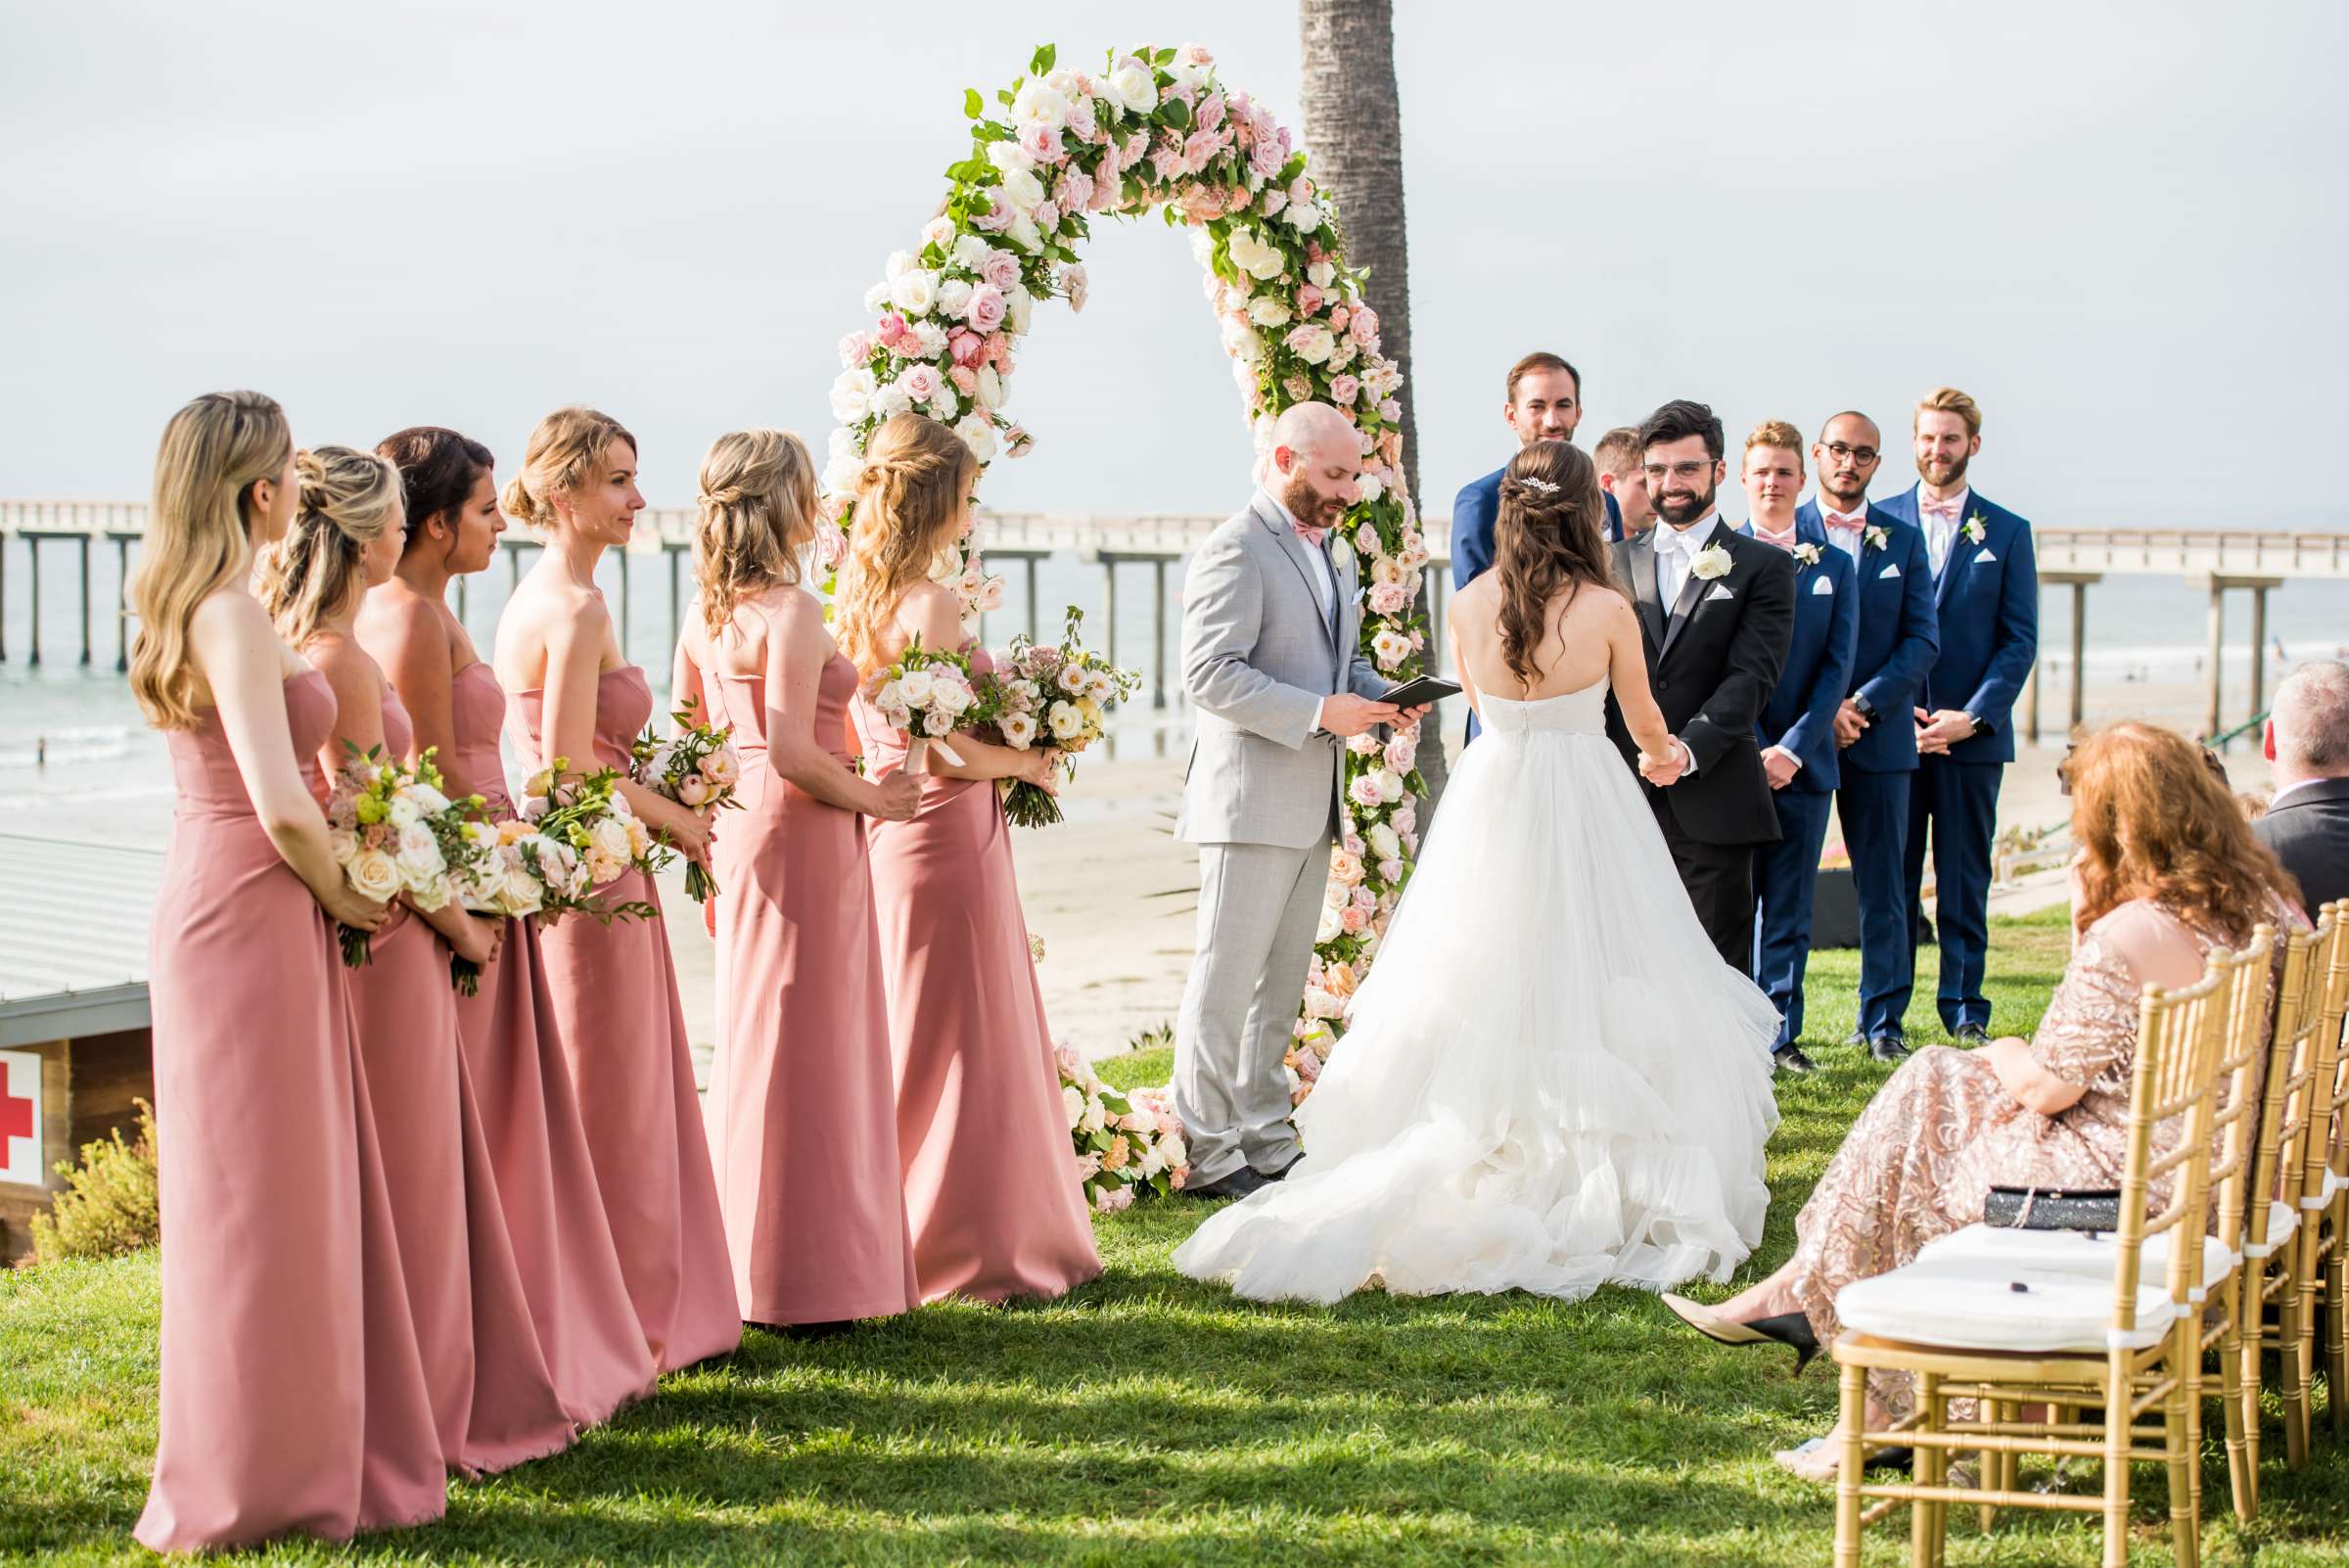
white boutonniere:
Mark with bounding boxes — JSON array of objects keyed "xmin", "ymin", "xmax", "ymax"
[
  {"xmin": 1962, "ymin": 512, "xmax": 1988, "ymax": 545},
  {"xmin": 1864, "ymin": 524, "xmax": 1889, "ymax": 552},
  {"xmin": 1791, "ymin": 542, "xmax": 1822, "ymax": 567},
  {"xmin": 1690, "ymin": 544, "xmax": 1733, "ymax": 581}
]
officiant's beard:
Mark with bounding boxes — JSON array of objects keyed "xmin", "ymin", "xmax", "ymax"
[{"xmin": 1655, "ymin": 478, "xmax": 1718, "ymax": 528}]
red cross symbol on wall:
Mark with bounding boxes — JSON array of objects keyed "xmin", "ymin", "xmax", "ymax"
[{"xmin": 0, "ymin": 1072, "xmax": 31, "ymax": 1158}]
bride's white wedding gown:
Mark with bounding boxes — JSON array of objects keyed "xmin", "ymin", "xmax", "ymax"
[{"xmin": 1172, "ymin": 679, "xmax": 1781, "ymax": 1305}]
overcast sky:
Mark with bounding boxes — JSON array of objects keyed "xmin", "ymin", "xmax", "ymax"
[{"xmin": 3, "ymin": 1, "xmax": 2341, "ymax": 528}]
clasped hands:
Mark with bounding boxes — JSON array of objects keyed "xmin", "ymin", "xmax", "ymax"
[
  {"xmin": 1636, "ymin": 737, "xmax": 1692, "ymax": 787},
  {"xmin": 1912, "ymin": 706, "xmax": 1976, "ymax": 756}
]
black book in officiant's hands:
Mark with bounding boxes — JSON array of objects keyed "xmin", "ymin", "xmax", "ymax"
[{"xmin": 1376, "ymin": 674, "xmax": 1463, "ymax": 710}]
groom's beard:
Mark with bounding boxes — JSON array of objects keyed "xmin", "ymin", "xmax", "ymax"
[
  {"xmin": 1279, "ymin": 472, "xmax": 1348, "ymax": 532},
  {"xmin": 1655, "ymin": 477, "xmax": 1718, "ymax": 528}
]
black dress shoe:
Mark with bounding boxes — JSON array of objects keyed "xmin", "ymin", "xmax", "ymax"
[
  {"xmin": 1843, "ymin": 1030, "xmax": 1869, "ymax": 1051},
  {"xmin": 1869, "ymin": 1034, "xmax": 1911, "ymax": 1063},
  {"xmin": 1181, "ymin": 1165, "xmax": 1271, "ymax": 1201},
  {"xmin": 1773, "ymin": 1044, "xmax": 1817, "ymax": 1075},
  {"xmin": 1258, "ymin": 1153, "xmax": 1303, "ymax": 1183},
  {"xmin": 1952, "ymin": 1024, "xmax": 1992, "ymax": 1047}
]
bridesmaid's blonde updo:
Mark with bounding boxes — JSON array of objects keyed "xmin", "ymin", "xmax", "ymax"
[
  {"xmin": 694, "ymin": 428, "xmax": 816, "ymax": 635},
  {"xmin": 835, "ymin": 413, "xmax": 979, "ymax": 673},
  {"xmin": 130, "ymin": 391, "xmax": 293, "ymax": 729},
  {"xmin": 253, "ymin": 445, "xmax": 403, "ymax": 647},
  {"xmin": 501, "ymin": 406, "xmax": 635, "ymax": 533}
]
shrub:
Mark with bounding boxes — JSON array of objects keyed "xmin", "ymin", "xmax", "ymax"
[{"xmin": 29, "ymin": 1099, "xmax": 160, "ymax": 1265}]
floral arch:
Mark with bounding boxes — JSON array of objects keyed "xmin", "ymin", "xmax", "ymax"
[{"xmin": 818, "ymin": 42, "xmax": 1432, "ymax": 1099}]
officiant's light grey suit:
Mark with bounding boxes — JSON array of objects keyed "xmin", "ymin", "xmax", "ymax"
[{"xmin": 1174, "ymin": 487, "xmax": 1389, "ymax": 1186}]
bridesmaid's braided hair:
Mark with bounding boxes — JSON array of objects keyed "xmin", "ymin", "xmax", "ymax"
[
  {"xmin": 694, "ymin": 428, "xmax": 815, "ymax": 635},
  {"xmin": 835, "ymin": 413, "xmax": 979, "ymax": 673},
  {"xmin": 253, "ymin": 445, "xmax": 404, "ymax": 649},
  {"xmin": 1492, "ymin": 440, "xmax": 1612, "ymax": 688}
]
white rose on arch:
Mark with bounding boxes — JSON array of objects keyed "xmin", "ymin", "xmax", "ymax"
[
  {"xmin": 1226, "ymin": 229, "xmax": 1286, "ymax": 281},
  {"xmin": 954, "ymin": 413, "xmax": 1000, "ymax": 462},
  {"xmin": 1108, "ymin": 61, "xmax": 1157, "ymax": 113},
  {"xmin": 1247, "ymin": 295, "xmax": 1291, "ymax": 328},
  {"xmin": 889, "ymin": 268, "xmax": 937, "ymax": 313}
]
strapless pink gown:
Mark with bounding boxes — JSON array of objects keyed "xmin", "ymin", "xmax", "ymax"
[
  {"xmin": 699, "ymin": 625, "xmax": 918, "ymax": 1324},
  {"xmin": 137, "ymin": 670, "xmax": 444, "ymax": 1552},
  {"xmin": 329, "ymin": 687, "xmax": 574, "ymax": 1475},
  {"xmin": 851, "ymin": 651, "xmax": 1100, "ymax": 1303},
  {"xmin": 510, "ymin": 666, "xmax": 740, "ymax": 1371},
  {"xmin": 445, "ymin": 662, "xmax": 656, "ymax": 1421}
]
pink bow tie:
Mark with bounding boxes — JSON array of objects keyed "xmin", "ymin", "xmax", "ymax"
[
  {"xmin": 1920, "ymin": 497, "xmax": 1963, "ymax": 522},
  {"xmin": 1753, "ymin": 527, "xmax": 1798, "ymax": 552},
  {"xmin": 1293, "ymin": 521, "xmax": 1329, "ymax": 549},
  {"xmin": 1823, "ymin": 512, "xmax": 1864, "ymax": 530}
]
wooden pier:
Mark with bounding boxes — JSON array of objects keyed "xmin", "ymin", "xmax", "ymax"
[{"xmin": 4, "ymin": 500, "xmax": 2340, "ymax": 744}]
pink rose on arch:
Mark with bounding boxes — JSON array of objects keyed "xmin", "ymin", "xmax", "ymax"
[
  {"xmin": 1057, "ymin": 168, "xmax": 1094, "ymax": 213},
  {"xmin": 1178, "ymin": 185, "xmax": 1225, "ymax": 223},
  {"xmin": 972, "ymin": 196, "xmax": 1012, "ymax": 233},
  {"xmin": 1393, "ymin": 803, "xmax": 1417, "ymax": 834},
  {"xmin": 1120, "ymin": 131, "xmax": 1151, "ymax": 170},
  {"xmin": 1296, "ymin": 284, "xmax": 1325, "ymax": 317},
  {"xmin": 1351, "ymin": 306, "xmax": 1381, "ymax": 346},
  {"xmin": 1035, "ymin": 199, "xmax": 1060, "ymax": 231},
  {"xmin": 896, "ymin": 363, "xmax": 942, "ymax": 405},
  {"xmin": 813, "ymin": 525, "xmax": 848, "ymax": 572},
  {"xmin": 838, "ymin": 329, "xmax": 875, "ymax": 367},
  {"xmin": 1004, "ymin": 424, "xmax": 1035, "ymax": 456},
  {"xmin": 1338, "ymin": 904, "xmax": 1368, "ymax": 935},
  {"xmin": 1306, "ymin": 239, "xmax": 1328, "ymax": 263},
  {"xmin": 1328, "ymin": 373, "xmax": 1360, "ymax": 406},
  {"xmin": 1019, "ymin": 122, "xmax": 1064, "ymax": 163},
  {"xmin": 947, "ymin": 364, "xmax": 978, "ymax": 396},
  {"xmin": 948, "ymin": 328, "xmax": 985, "ymax": 367},
  {"xmin": 1183, "ymin": 128, "xmax": 1221, "ymax": 171},
  {"xmin": 1149, "ymin": 143, "xmax": 1185, "ymax": 182},
  {"xmin": 1288, "ymin": 174, "xmax": 1313, "ymax": 208},
  {"xmin": 1258, "ymin": 186, "xmax": 1288, "ymax": 216},
  {"xmin": 1066, "ymin": 96, "xmax": 1099, "ymax": 141},
  {"xmin": 1178, "ymin": 42, "xmax": 1215, "ymax": 67},
  {"xmin": 1282, "ymin": 373, "xmax": 1313, "ymax": 402},
  {"xmin": 978, "ymin": 249, "xmax": 1021, "ymax": 293},
  {"xmin": 1343, "ymin": 831, "xmax": 1366, "ymax": 855},
  {"xmin": 1249, "ymin": 135, "xmax": 1286, "ymax": 177},
  {"xmin": 1198, "ymin": 90, "xmax": 1226, "ymax": 130},
  {"xmin": 1351, "ymin": 884, "xmax": 1377, "ymax": 914},
  {"xmin": 1348, "ymin": 775, "xmax": 1384, "ymax": 808},
  {"xmin": 983, "ymin": 330, "xmax": 1014, "ymax": 368},
  {"xmin": 964, "ymin": 284, "xmax": 1008, "ymax": 333},
  {"xmin": 876, "ymin": 309, "xmax": 908, "ymax": 343},
  {"xmin": 1367, "ymin": 582, "xmax": 1408, "ymax": 617},
  {"xmin": 1385, "ymin": 738, "xmax": 1415, "ymax": 774},
  {"xmin": 1379, "ymin": 397, "xmax": 1403, "ymax": 422},
  {"xmin": 1378, "ymin": 857, "xmax": 1405, "ymax": 883}
]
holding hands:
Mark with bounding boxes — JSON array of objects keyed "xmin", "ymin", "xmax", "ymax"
[{"xmin": 1637, "ymin": 738, "xmax": 1690, "ymax": 787}]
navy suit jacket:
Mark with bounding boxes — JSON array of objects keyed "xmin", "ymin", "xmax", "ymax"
[
  {"xmin": 1874, "ymin": 484, "xmax": 2038, "ymax": 766},
  {"xmin": 1451, "ymin": 465, "xmax": 1620, "ymax": 743},
  {"xmin": 1740, "ymin": 518, "xmax": 1857, "ymax": 793},
  {"xmin": 1797, "ymin": 498, "xmax": 1940, "ymax": 774}
]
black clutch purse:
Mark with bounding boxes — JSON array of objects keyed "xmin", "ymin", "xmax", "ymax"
[{"xmin": 1984, "ymin": 1185, "xmax": 2122, "ymax": 1232}]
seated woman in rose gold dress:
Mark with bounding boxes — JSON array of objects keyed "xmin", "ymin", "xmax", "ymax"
[{"xmin": 1662, "ymin": 721, "xmax": 2301, "ymax": 1477}]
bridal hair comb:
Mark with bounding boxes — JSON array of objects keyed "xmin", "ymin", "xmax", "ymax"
[{"xmin": 1519, "ymin": 477, "xmax": 1560, "ymax": 495}]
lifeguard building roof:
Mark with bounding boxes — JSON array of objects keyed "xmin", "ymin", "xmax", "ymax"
[{"xmin": 0, "ymin": 833, "xmax": 161, "ymax": 1048}]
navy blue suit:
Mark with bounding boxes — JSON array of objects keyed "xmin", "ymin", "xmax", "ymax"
[
  {"xmin": 1740, "ymin": 519, "xmax": 1857, "ymax": 1048},
  {"xmin": 1453, "ymin": 465, "xmax": 1620, "ymax": 744},
  {"xmin": 1801, "ymin": 499, "xmax": 1941, "ymax": 1039},
  {"xmin": 1872, "ymin": 484, "xmax": 2039, "ymax": 1033}
]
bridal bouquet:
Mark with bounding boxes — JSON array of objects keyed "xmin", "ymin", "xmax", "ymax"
[
  {"xmin": 977, "ymin": 607, "xmax": 1141, "ymax": 827},
  {"xmin": 324, "ymin": 745, "xmax": 485, "ymax": 970},
  {"xmin": 864, "ymin": 637, "xmax": 980, "ymax": 773},
  {"xmin": 1053, "ymin": 1042, "xmax": 1188, "ymax": 1211},
  {"xmin": 629, "ymin": 697, "xmax": 743, "ymax": 903}
]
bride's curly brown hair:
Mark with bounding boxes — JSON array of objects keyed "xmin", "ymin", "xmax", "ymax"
[
  {"xmin": 1492, "ymin": 440, "xmax": 1613, "ymax": 688},
  {"xmin": 2062, "ymin": 720, "xmax": 2301, "ymax": 938}
]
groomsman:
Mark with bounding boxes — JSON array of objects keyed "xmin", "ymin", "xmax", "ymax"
[
  {"xmin": 1874, "ymin": 388, "xmax": 2038, "ymax": 1044},
  {"xmin": 1452, "ymin": 351, "xmax": 1618, "ymax": 743},
  {"xmin": 1739, "ymin": 423, "xmax": 1856, "ymax": 1074},
  {"xmin": 1592, "ymin": 426, "xmax": 1655, "ymax": 536},
  {"xmin": 1800, "ymin": 413, "xmax": 1938, "ymax": 1060}
]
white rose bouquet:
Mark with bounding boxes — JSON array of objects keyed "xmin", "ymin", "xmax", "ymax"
[
  {"xmin": 517, "ymin": 759, "xmax": 670, "ymax": 890},
  {"xmin": 974, "ymin": 606, "xmax": 1141, "ymax": 827},
  {"xmin": 864, "ymin": 637, "xmax": 980, "ymax": 775},
  {"xmin": 628, "ymin": 695, "xmax": 744, "ymax": 903},
  {"xmin": 1052, "ymin": 1041, "xmax": 1189, "ymax": 1211},
  {"xmin": 442, "ymin": 802, "xmax": 654, "ymax": 994},
  {"xmin": 323, "ymin": 744, "xmax": 485, "ymax": 970}
]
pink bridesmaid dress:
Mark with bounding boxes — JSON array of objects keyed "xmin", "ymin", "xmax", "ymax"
[
  {"xmin": 331, "ymin": 686, "xmax": 574, "ymax": 1476},
  {"xmin": 446, "ymin": 661, "xmax": 657, "ymax": 1420},
  {"xmin": 699, "ymin": 615, "xmax": 919, "ymax": 1325},
  {"xmin": 851, "ymin": 649, "xmax": 1101, "ymax": 1304},
  {"xmin": 510, "ymin": 666, "xmax": 740, "ymax": 1371},
  {"xmin": 137, "ymin": 670, "xmax": 445, "ymax": 1552}
]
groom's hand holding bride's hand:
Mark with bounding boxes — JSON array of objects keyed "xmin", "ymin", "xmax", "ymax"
[{"xmin": 1636, "ymin": 739, "xmax": 1689, "ymax": 787}]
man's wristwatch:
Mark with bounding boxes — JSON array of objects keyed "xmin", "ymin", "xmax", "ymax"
[
  {"xmin": 1964, "ymin": 711, "xmax": 1986, "ymax": 737},
  {"xmin": 1851, "ymin": 693, "xmax": 1876, "ymax": 720}
]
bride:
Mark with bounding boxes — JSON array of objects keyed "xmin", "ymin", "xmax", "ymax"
[{"xmin": 1173, "ymin": 438, "xmax": 1781, "ymax": 1305}]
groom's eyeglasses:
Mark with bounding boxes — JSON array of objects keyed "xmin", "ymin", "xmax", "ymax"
[{"xmin": 1822, "ymin": 441, "xmax": 1879, "ymax": 464}]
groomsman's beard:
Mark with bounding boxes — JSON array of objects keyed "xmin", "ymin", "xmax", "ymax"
[
  {"xmin": 1819, "ymin": 478, "xmax": 1868, "ymax": 510},
  {"xmin": 1918, "ymin": 452, "xmax": 1971, "ymax": 488},
  {"xmin": 1656, "ymin": 481, "xmax": 1718, "ymax": 528}
]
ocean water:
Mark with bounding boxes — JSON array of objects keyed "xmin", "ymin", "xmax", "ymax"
[{"xmin": 5, "ymin": 527, "xmax": 2345, "ymax": 843}]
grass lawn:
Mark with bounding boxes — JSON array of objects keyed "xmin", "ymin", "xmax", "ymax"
[{"xmin": 4, "ymin": 910, "xmax": 2342, "ymax": 1565}]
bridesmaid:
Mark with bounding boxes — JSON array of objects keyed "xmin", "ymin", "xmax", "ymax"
[
  {"xmin": 837, "ymin": 412, "xmax": 1101, "ymax": 1303},
  {"xmin": 363, "ymin": 426, "xmax": 656, "ymax": 1424},
  {"xmin": 256, "ymin": 445, "xmax": 574, "ymax": 1475},
  {"xmin": 672, "ymin": 429, "xmax": 923, "ymax": 1329},
  {"xmin": 128, "ymin": 392, "xmax": 441, "ymax": 1550},
  {"xmin": 491, "ymin": 405, "xmax": 740, "ymax": 1372}
]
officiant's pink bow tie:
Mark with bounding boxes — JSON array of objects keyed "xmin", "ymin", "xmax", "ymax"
[
  {"xmin": 1293, "ymin": 521, "xmax": 1329, "ymax": 548},
  {"xmin": 1919, "ymin": 497, "xmax": 1962, "ymax": 522}
]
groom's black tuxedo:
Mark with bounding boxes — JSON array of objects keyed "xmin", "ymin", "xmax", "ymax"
[{"xmin": 1604, "ymin": 521, "xmax": 1796, "ymax": 968}]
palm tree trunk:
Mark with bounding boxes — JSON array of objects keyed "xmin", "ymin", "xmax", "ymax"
[{"xmin": 1298, "ymin": 0, "xmax": 1447, "ymax": 808}]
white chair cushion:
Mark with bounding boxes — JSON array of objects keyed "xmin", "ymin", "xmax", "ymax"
[
  {"xmin": 2241, "ymin": 1200, "xmax": 2300, "ymax": 1260},
  {"xmin": 1837, "ymin": 1259, "xmax": 2177, "ymax": 1354},
  {"xmin": 1918, "ymin": 1222, "xmax": 2235, "ymax": 1291}
]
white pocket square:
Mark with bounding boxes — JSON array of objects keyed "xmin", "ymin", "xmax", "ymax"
[
  {"xmin": 1704, "ymin": 583, "xmax": 1735, "ymax": 602},
  {"xmin": 1810, "ymin": 576, "xmax": 1835, "ymax": 596},
  {"xmin": 1878, "ymin": 563, "xmax": 1902, "ymax": 578},
  {"xmin": 1972, "ymin": 548, "xmax": 1998, "ymax": 564}
]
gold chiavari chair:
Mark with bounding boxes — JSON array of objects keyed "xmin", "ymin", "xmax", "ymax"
[
  {"xmin": 2239, "ymin": 909, "xmax": 2334, "ymax": 1475},
  {"xmin": 2289, "ymin": 901, "xmax": 2349, "ymax": 1441},
  {"xmin": 1828, "ymin": 952, "xmax": 2235, "ymax": 1568}
]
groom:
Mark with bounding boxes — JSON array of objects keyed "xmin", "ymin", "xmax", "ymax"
[
  {"xmin": 1604, "ymin": 400, "xmax": 1797, "ymax": 1017},
  {"xmin": 1173, "ymin": 402, "xmax": 1417, "ymax": 1202}
]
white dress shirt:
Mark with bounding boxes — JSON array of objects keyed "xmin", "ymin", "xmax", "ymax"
[
  {"xmin": 1263, "ymin": 488, "xmax": 1340, "ymax": 733},
  {"xmin": 1653, "ymin": 512, "xmax": 1721, "ymax": 611},
  {"xmin": 1920, "ymin": 484, "xmax": 1971, "ymax": 576},
  {"xmin": 1813, "ymin": 495, "xmax": 1868, "ymax": 562}
]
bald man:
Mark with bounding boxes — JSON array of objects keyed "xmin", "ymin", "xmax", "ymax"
[
  {"xmin": 2254, "ymin": 660, "xmax": 2349, "ymax": 915},
  {"xmin": 1174, "ymin": 402, "xmax": 1419, "ymax": 1201}
]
